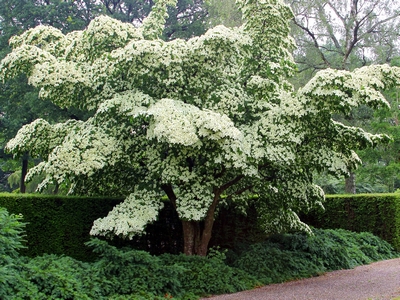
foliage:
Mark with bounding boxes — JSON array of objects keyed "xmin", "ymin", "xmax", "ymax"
[
  {"xmin": 86, "ymin": 238, "xmax": 187, "ymax": 297},
  {"xmin": 1, "ymin": 206, "xmax": 398, "ymax": 299},
  {"xmin": 96, "ymin": 0, "xmax": 209, "ymax": 40},
  {"xmin": 163, "ymin": 0, "xmax": 209, "ymax": 40},
  {"xmin": 354, "ymin": 78, "xmax": 400, "ymax": 192},
  {"xmin": 287, "ymin": 0, "xmax": 400, "ymax": 193},
  {"xmin": 19, "ymin": 255, "xmax": 101, "ymax": 299},
  {"xmin": 2, "ymin": 192, "xmax": 400, "ymax": 264},
  {"xmin": 7, "ymin": 170, "xmax": 61, "ymax": 193},
  {"xmin": 232, "ymin": 228, "xmax": 398, "ymax": 285},
  {"xmin": 0, "ymin": 206, "xmax": 25, "ymax": 260},
  {"xmin": 0, "ymin": 207, "xmax": 30, "ymax": 299},
  {"xmin": 160, "ymin": 249, "xmax": 256, "ymax": 295},
  {"xmin": 232, "ymin": 240, "xmax": 326, "ymax": 284},
  {"xmin": 0, "ymin": 0, "xmax": 98, "ymax": 193},
  {"xmin": 2, "ymin": 0, "xmax": 400, "ymax": 255}
]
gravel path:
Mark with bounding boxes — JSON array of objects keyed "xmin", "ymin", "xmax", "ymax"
[{"xmin": 202, "ymin": 258, "xmax": 400, "ymax": 300}]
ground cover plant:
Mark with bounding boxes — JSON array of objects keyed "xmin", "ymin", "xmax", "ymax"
[
  {"xmin": 2, "ymin": 0, "xmax": 400, "ymax": 256},
  {"xmin": 1, "ymin": 207, "xmax": 399, "ymax": 300}
]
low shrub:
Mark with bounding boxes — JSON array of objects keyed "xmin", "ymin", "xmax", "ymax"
[
  {"xmin": 86, "ymin": 239, "xmax": 186, "ymax": 297},
  {"xmin": 20, "ymin": 255, "xmax": 101, "ymax": 299},
  {"xmin": 159, "ymin": 249, "xmax": 257, "ymax": 296},
  {"xmin": 232, "ymin": 242, "xmax": 325, "ymax": 284},
  {"xmin": 232, "ymin": 228, "xmax": 399, "ymax": 285}
]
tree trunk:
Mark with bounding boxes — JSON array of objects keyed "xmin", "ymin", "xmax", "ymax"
[
  {"xmin": 53, "ymin": 182, "xmax": 59, "ymax": 194},
  {"xmin": 20, "ymin": 153, "xmax": 28, "ymax": 193},
  {"xmin": 181, "ymin": 217, "xmax": 215, "ymax": 256},
  {"xmin": 345, "ymin": 172, "xmax": 356, "ymax": 194},
  {"xmin": 182, "ymin": 220, "xmax": 201, "ymax": 255},
  {"xmin": 162, "ymin": 183, "xmax": 221, "ymax": 256},
  {"xmin": 182, "ymin": 191, "xmax": 221, "ymax": 256}
]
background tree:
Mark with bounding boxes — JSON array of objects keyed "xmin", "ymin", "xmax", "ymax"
[
  {"xmin": 288, "ymin": 0, "xmax": 400, "ymax": 73},
  {"xmin": 2, "ymin": 0, "xmax": 399, "ymax": 255}
]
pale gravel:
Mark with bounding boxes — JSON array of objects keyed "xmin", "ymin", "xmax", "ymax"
[{"xmin": 201, "ymin": 258, "xmax": 400, "ymax": 300}]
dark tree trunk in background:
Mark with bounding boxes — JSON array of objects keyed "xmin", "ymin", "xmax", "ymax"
[
  {"xmin": 345, "ymin": 172, "xmax": 356, "ymax": 194},
  {"xmin": 20, "ymin": 152, "xmax": 28, "ymax": 193},
  {"xmin": 53, "ymin": 182, "xmax": 59, "ymax": 194}
]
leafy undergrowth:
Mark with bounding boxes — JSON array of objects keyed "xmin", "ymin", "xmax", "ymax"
[
  {"xmin": 1, "ymin": 207, "xmax": 399, "ymax": 300},
  {"xmin": 230, "ymin": 228, "xmax": 398, "ymax": 285}
]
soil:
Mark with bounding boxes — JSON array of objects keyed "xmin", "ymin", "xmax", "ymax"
[{"xmin": 202, "ymin": 258, "xmax": 400, "ymax": 300}]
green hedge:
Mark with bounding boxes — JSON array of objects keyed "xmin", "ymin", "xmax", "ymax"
[
  {"xmin": 0, "ymin": 193, "xmax": 125, "ymax": 261},
  {"xmin": 3, "ymin": 193, "xmax": 400, "ymax": 260},
  {"xmin": 0, "ymin": 193, "xmax": 191, "ymax": 260},
  {"xmin": 301, "ymin": 193, "xmax": 400, "ymax": 251},
  {"xmin": 0, "ymin": 194, "xmax": 265, "ymax": 260}
]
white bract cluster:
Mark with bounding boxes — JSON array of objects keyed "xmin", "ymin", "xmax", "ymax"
[
  {"xmin": 90, "ymin": 189, "xmax": 164, "ymax": 239},
  {"xmin": 2, "ymin": 0, "xmax": 400, "ymax": 240}
]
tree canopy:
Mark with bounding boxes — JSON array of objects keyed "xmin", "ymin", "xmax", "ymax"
[{"xmin": 1, "ymin": 0, "xmax": 400, "ymax": 255}]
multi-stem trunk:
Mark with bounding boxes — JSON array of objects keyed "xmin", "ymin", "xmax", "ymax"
[
  {"xmin": 181, "ymin": 193, "xmax": 219, "ymax": 256},
  {"xmin": 162, "ymin": 184, "xmax": 221, "ymax": 256},
  {"xmin": 162, "ymin": 176, "xmax": 244, "ymax": 255}
]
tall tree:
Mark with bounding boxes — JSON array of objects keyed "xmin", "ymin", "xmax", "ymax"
[
  {"xmin": 0, "ymin": 0, "xmax": 209, "ymax": 192},
  {"xmin": 2, "ymin": 0, "xmax": 399, "ymax": 255}
]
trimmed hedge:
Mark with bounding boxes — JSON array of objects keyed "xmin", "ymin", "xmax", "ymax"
[
  {"xmin": 0, "ymin": 194, "xmax": 185, "ymax": 260},
  {"xmin": 2, "ymin": 193, "xmax": 400, "ymax": 260},
  {"xmin": 0, "ymin": 193, "xmax": 265, "ymax": 260},
  {"xmin": 301, "ymin": 193, "xmax": 400, "ymax": 251},
  {"xmin": 0, "ymin": 193, "xmax": 192, "ymax": 260},
  {"xmin": 0, "ymin": 193, "xmax": 124, "ymax": 260}
]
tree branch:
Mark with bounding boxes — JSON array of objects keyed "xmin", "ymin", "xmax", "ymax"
[
  {"xmin": 317, "ymin": 3, "xmax": 343, "ymax": 55},
  {"xmin": 220, "ymin": 175, "xmax": 244, "ymax": 192},
  {"xmin": 161, "ymin": 183, "xmax": 177, "ymax": 209},
  {"xmin": 292, "ymin": 17, "xmax": 332, "ymax": 68}
]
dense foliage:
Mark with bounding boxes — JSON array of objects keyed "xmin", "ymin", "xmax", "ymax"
[
  {"xmin": 1, "ymin": 206, "xmax": 398, "ymax": 299},
  {"xmin": 2, "ymin": 0, "xmax": 400, "ymax": 254}
]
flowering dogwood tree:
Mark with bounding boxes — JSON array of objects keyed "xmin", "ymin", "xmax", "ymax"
[{"xmin": 1, "ymin": 0, "xmax": 400, "ymax": 255}]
